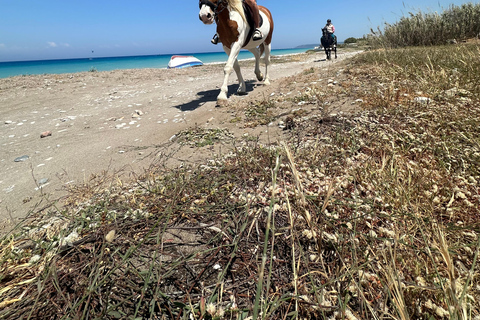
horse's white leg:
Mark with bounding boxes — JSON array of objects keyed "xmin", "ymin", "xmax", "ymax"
[
  {"xmin": 233, "ymin": 59, "xmax": 247, "ymax": 95},
  {"xmin": 263, "ymin": 43, "xmax": 271, "ymax": 86},
  {"xmin": 248, "ymin": 48, "xmax": 263, "ymax": 82},
  {"xmin": 218, "ymin": 43, "xmax": 242, "ymax": 101}
]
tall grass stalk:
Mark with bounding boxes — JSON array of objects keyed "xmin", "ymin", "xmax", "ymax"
[{"xmin": 253, "ymin": 153, "xmax": 281, "ymax": 320}]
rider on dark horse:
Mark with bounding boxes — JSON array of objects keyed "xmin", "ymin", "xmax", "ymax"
[
  {"xmin": 323, "ymin": 19, "xmax": 336, "ymax": 44},
  {"xmin": 211, "ymin": 0, "xmax": 263, "ymax": 44}
]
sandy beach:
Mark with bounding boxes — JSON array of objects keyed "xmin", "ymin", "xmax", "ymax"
[{"xmin": 0, "ymin": 51, "xmax": 358, "ymax": 234}]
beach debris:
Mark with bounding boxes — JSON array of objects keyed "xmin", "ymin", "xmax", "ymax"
[
  {"xmin": 5, "ymin": 120, "xmax": 13, "ymax": 125},
  {"xmin": 59, "ymin": 230, "xmax": 80, "ymax": 247},
  {"xmin": 38, "ymin": 178, "xmax": 49, "ymax": 186},
  {"xmin": 40, "ymin": 131, "xmax": 52, "ymax": 138},
  {"xmin": 14, "ymin": 155, "xmax": 29, "ymax": 162},
  {"xmin": 284, "ymin": 115, "xmax": 295, "ymax": 130},
  {"xmin": 414, "ymin": 96, "xmax": 431, "ymax": 104},
  {"xmin": 131, "ymin": 110, "xmax": 144, "ymax": 118},
  {"xmin": 353, "ymin": 98, "xmax": 364, "ymax": 104}
]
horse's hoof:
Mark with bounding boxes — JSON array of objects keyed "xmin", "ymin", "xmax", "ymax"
[
  {"xmin": 217, "ymin": 92, "xmax": 228, "ymax": 101},
  {"xmin": 264, "ymin": 79, "xmax": 271, "ymax": 86},
  {"xmin": 237, "ymin": 91, "xmax": 247, "ymax": 96},
  {"xmin": 256, "ymin": 74, "xmax": 264, "ymax": 82}
]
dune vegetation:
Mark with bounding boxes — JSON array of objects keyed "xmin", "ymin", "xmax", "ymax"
[{"xmin": 369, "ymin": 2, "xmax": 480, "ymax": 47}]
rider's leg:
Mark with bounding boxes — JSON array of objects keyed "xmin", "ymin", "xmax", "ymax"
[
  {"xmin": 245, "ymin": 0, "xmax": 263, "ymax": 40},
  {"xmin": 211, "ymin": 33, "xmax": 219, "ymax": 45}
]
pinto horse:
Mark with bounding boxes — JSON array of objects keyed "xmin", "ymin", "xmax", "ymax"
[{"xmin": 199, "ymin": 0, "xmax": 274, "ymax": 103}]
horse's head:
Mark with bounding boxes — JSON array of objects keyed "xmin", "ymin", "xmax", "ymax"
[{"xmin": 199, "ymin": 0, "xmax": 218, "ymax": 25}]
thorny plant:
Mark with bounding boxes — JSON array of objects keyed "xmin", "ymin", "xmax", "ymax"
[{"xmin": 1, "ymin": 44, "xmax": 479, "ymax": 319}]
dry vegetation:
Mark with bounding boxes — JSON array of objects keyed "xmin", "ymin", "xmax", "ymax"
[
  {"xmin": 369, "ymin": 2, "xmax": 480, "ymax": 47},
  {"xmin": 1, "ymin": 42, "xmax": 479, "ymax": 319}
]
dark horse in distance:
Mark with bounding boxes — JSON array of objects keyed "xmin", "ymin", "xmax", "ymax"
[{"xmin": 321, "ymin": 27, "xmax": 337, "ymax": 60}]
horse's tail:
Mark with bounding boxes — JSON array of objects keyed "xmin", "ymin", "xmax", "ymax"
[{"xmin": 226, "ymin": 0, "xmax": 246, "ymax": 22}]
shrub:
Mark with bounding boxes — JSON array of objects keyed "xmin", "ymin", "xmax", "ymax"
[{"xmin": 344, "ymin": 37, "xmax": 357, "ymax": 44}]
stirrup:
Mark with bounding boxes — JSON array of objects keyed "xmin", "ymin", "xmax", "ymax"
[
  {"xmin": 211, "ymin": 34, "xmax": 219, "ymax": 45},
  {"xmin": 252, "ymin": 30, "xmax": 263, "ymax": 41}
]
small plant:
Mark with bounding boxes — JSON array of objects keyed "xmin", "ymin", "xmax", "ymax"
[
  {"xmin": 176, "ymin": 127, "xmax": 234, "ymax": 147},
  {"xmin": 244, "ymin": 99, "xmax": 276, "ymax": 127}
]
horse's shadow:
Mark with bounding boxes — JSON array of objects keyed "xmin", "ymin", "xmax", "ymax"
[{"xmin": 173, "ymin": 80, "xmax": 257, "ymax": 111}]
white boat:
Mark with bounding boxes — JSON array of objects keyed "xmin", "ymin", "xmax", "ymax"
[{"xmin": 167, "ymin": 55, "xmax": 203, "ymax": 69}]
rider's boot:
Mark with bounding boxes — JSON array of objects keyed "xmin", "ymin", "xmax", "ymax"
[
  {"xmin": 211, "ymin": 34, "xmax": 219, "ymax": 45},
  {"xmin": 252, "ymin": 29, "xmax": 263, "ymax": 41}
]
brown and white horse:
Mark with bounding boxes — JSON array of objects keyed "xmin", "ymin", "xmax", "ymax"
[{"xmin": 199, "ymin": 0, "xmax": 274, "ymax": 103}]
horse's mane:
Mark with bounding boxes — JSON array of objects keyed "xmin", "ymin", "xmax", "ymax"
[{"xmin": 226, "ymin": 0, "xmax": 246, "ymax": 22}]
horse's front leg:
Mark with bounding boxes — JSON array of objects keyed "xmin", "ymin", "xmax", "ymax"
[{"xmin": 218, "ymin": 43, "xmax": 243, "ymax": 101}]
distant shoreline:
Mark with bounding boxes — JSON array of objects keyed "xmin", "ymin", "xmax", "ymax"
[{"xmin": 0, "ymin": 48, "xmax": 316, "ymax": 79}]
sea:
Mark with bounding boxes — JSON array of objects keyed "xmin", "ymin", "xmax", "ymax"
[{"xmin": 0, "ymin": 47, "xmax": 314, "ymax": 79}]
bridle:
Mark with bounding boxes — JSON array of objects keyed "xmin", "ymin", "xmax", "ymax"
[
  {"xmin": 199, "ymin": 0, "xmax": 218, "ymax": 11},
  {"xmin": 199, "ymin": 0, "xmax": 228, "ymax": 20}
]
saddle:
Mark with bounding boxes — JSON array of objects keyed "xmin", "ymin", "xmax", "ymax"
[{"xmin": 242, "ymin": 0, "xmax": 263, "ymax": 46}]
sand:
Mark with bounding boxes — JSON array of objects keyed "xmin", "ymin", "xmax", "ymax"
[{"xmin": 0, "ymin": 51, "xmax": 359, "ymax": 234}]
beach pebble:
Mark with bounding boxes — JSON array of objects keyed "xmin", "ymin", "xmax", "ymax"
[
  {"xmin": 5, "ymin": 120, "xmax": 13, "ymax": 125},
  {"xmin": 105, "ymin": 230, "xmax": 116, "ymax": 243},
  {"xmin": 29, "ymin": 255, "xmax": 42, "ymax": 264},
  {"xmin": 14, "ymin": 155, "xmax": 30, "ymax": 162},
  {"xmin": 40, "ymin": 131, "xmax": 52, "ymax": 138},
  {"xmin": 38, "ymin": 178, "xmax": 49, "ymax": 185}
]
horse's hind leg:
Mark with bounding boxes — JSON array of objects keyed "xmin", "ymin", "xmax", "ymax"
[
  {"xmin": 233, "ymin": 59, "xmax": 247, "ymax": 95},
  {"xmin": 263, "ymin": 43, "xmax": 271, "ymax": 85},
  {"xmin": 248, "ymin": 47, "xmax": 263, "ymax": 82}
]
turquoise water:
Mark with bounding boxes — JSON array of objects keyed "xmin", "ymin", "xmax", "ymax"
[{"xmin": 0, "ymin": 48, "xmax": 313, "ymax": 79}]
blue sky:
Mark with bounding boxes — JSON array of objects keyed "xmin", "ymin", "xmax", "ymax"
[{"xmin": 0, "ymin": 0, "xmax": 477, "ymax": 62}]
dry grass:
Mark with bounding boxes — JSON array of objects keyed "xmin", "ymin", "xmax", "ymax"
[{"xmin": 1, "ymin": 44, "xmax": 479, "ymax": 319}]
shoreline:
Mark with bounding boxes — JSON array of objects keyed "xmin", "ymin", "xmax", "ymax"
[{"xmin": 0, "ymin": 48, "xmax": 316, "ymax": 79}]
